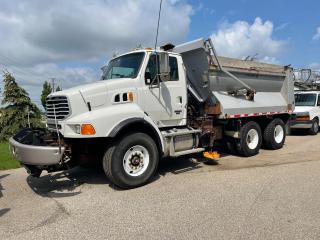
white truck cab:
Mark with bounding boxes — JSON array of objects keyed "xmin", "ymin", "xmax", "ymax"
[
  {"xmin": 291, "ymin": 91, "xmax": 320, "ymax": 135},
  {"xmin": 45, "ymin": 49, "xmax": 187, "ymax": 139}
]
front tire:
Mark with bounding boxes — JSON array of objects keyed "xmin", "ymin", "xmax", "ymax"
[
  {"xmin": 103, "ymin": 132, "xmax": 159, "ymax": 189},
  {"xmin": 263, "ymin": 118, "xmax": 286, "ymax": 150},
  {"xmin": 237, "ymin": 121, "xmax": 262, "ymax": 157},
  {"xmin": 309, "ymin": 118, "xmax": 319, "ymax": 135}
]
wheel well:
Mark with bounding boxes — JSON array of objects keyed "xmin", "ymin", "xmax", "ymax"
[
  {"xmin": 254, "ymin": 114, "xmax": 290, "ymax": 131},
  {"xmin": 111, "ymin": 120, "xmax": 163, "ymax": 156},
  {"xmin": 226, "ymin": 114, "xmax": 291, "ymax": 132}
]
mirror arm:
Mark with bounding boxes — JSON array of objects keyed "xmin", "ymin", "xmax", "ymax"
[{"xmin": 149, "ymin": 75, "xmax": 160, "ymax": 88}]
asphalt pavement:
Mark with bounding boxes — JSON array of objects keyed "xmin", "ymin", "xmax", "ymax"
[{"xmin": 1, "ymin": 133, "xmax": 320, "ymax": 240}]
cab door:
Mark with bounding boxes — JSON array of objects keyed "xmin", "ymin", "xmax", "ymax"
[{"xmin": 138, "ymin": 53, "xmax": 187, "ymax": 127}]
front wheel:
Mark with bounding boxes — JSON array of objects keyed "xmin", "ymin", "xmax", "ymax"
[
  {"xmin": 309, "ymin": 118, "xmax": 319, "ymax": 135},
  {"xmin": 103, "ymin": 132, "xmax": 159, "ymax": 189},
  {"xmin": 237, "ymin": 121, "xmax": 262, "ymax": 157}
]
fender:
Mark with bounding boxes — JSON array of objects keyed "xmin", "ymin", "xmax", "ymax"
[
  {"xmin": 108, "ymin": 116, "xmax": 165, "ymax": 155},
  {"xmin": 109, "ymin": 117, "xmax": 146, "ymax": 137}
]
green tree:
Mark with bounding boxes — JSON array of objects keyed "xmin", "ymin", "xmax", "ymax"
[
  {"xmin": 40, "ymin": 80, "xmax": 52, "ymax": 109},
  {"xmin": 55, "ymin": 85, "xmax": 61, "ymax": 92},
  {"xmin": 0, "ymin": 71, "xmax": 42, "ymax": 140}
]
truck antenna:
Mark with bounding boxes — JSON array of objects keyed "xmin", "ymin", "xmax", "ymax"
[
  {"xmin": 154, "ymin": 0, "xmax": 163, "ymax": 51},
  {"xmin": 150, "ymin": 0, "xmax": 163, "ymax": 86}
]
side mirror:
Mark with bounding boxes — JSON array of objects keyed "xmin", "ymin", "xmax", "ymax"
[{"xmin": 158, "ymin": 52, "xmax": 170, "ymax": 81}]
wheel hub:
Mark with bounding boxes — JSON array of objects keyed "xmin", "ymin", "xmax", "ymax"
[
  {"xmin": 123, "ymin": 145, "xmax": 150, "ymax": 176},
  {"xmin": 129, "ymin": 153, "xmax": 144, "ymax": 169},
  {"xmin": 246, "ymin": 129, "xmax": 259, "ymax": 150},
  {"xmin": 274, "ymin": 125, "xmax": 284, "ymax": 144}
]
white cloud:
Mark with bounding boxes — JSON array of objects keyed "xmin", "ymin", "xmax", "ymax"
[
  {"xmin": 312, "ymin": 27, "xmax": 320, "ymax": 40},
  {"xmin": 0, "ymin": 0, "xmax": 192, "ymax": 66},
  {"xmin": 211, "ymin": 17, "xmax": 286, "ymax": 63},
  {"xmin": 0, "ymin": 0, "xmax": 193, "ymax": 106},
  {"xmin": 275, "ymin": 22, "xmax": 289, "ymax": 31}
]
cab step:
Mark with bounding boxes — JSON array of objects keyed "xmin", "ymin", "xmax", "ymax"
[{"xmin": 172, "ymin": 148, "xmax": 205, "ymax": 157}]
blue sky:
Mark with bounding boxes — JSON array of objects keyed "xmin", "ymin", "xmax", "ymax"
[
  {"xmin": 187, "ymin": 0, "xmax": 320, "ymax": 67},
  {"xmin": 0, "ymin": 0, "xmax": 319, "ymax": 107}
]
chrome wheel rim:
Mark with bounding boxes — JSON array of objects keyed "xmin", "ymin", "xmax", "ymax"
[
  {"xmin": 274, "ymin": 125, "xmax": 284, "ymax": 144},
  {"xmin": 123, "ymin": 145, "xmax": 149, "ymax": 177},
  {"xmin": 246, "ymin": 129, "xmax": 259, "ymax": 150}
]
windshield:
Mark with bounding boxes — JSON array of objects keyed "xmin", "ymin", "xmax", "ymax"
[
  {"xmin": 101, "ymin": 52, "xmax": 145, "ymax": 80},
  {"xmin": 295, "ymin": 93, "xmax": 317, "ymax": 106}
]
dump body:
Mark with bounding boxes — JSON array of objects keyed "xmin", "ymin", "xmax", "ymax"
[{"xmin": 173, "ymin": 38, "xmax": 295, "ymax": 118}]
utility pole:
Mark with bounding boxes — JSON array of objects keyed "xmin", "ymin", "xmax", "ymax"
[{"xmin": 51, "ymin": 78, "xmax": 55, "ymax": 93}]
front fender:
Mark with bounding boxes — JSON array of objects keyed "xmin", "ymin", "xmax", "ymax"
[
  {"xmin": 309, "ymin": 109, "xmax": 320, "ymax": 120},
  {"xmin": 107, "ymin": 115, "xmax": 165, "ymax": 154}
]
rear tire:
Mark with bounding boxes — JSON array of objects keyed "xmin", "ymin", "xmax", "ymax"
[
  {"xmin": 103, "ymin": 132, "xmax": 159, "ymax": 189},
  {"xmin": 237, "ymin": 121, "xmax": 262, "ymax": 157},
  {"xmin": 263, "ymin": 118, "xmax": 286, "ymax": 150},
  {"xmin": 309, "ymin": 118, "xmax": 319, "ymax": 135}
]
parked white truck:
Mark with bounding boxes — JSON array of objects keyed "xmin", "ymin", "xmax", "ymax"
[
  {"xmin": 9, "ymin": 38, "xmax": 294, "ymax": 188},
  {"xmin": 290, "ymin": 91, "xmax": 320, "ymax": 135}
]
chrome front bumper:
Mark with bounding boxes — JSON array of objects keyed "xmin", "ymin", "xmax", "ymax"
[
  {"xmin": 290, "ymin": 121, "xmax": 312, "ymax": 129},
  {"xmin": 9, "ymin": 137, "xmax": 65, "ymax": 166},
  {"xmin": 9, "ymin": 129, "xmax": 65, "ymax": 167}
]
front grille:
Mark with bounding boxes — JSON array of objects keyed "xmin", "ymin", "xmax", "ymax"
[{"xmin": 46, "ymin": 96, "xmax": 70, "ymax": 120}]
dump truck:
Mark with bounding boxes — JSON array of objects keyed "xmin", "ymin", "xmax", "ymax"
[{"xmin": 9, "ymin": 38, "xmax": 294, "ymax": 189}]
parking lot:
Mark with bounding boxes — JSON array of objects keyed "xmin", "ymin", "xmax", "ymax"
[{"xmin": 1, "ymin": 133, "xmax": 320, "ymax": 240}]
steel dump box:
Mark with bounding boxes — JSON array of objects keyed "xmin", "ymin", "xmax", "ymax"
[{"xmin": 173, "ymin": 39, "xmax": 294, "ymax": 118}]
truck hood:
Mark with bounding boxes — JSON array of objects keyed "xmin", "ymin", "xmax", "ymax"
[
  {"xmin": 50, "ymin": 78, "xmax": 133, "ymax": 108},
  {"xmin": 294, "ymin": 106, "xmax": 315, "ymax": 113}
]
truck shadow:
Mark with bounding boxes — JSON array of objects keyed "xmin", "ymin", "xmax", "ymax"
[
  {"xmin": 158, "ymin": 154, "xmax": 219, "ymax": 177},
  {"xmin": 0, "ymin": 208, "xmax": 10, "ymax": 217},
  {"xmin": 289, "ymin": 129, "xmax": 313, "ymax": 136},
  {"xmin": 0, "ymin": 174, "xmax": 11, "ymax": 217},
  {"xmin": 0, "ymin": 174, "xmax": 10, "ymax": 198},
  {"xmin": 26, "ymin": 166, "xmax": 109, "ymax": 197},
  {"xmin": 26, "ymin": 154, "xmax": 222, "ymax": 196}
]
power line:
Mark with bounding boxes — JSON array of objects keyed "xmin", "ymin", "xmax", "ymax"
[
  {"xmin": 0, "ymin": 54, "xmax": 53, "ymax": 79},
  {"xmin": 51, "ymin": 78, "xmax": 55, "ymax": 92},
  {"xmin": 0, "ymin": 63, "xmax": 35, "ymax": 78}
]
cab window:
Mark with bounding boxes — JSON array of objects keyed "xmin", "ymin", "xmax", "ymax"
[
  {"xmin": 317, "ymin": 95, "xmax": 320, "ymax": 106},
  {"xmin": 169, "ymin": 57, "xmax": 179, "ymax": 81},
  {"xmin": 145, "ymin": 54, "xmax": 179, "ymax": 84}
]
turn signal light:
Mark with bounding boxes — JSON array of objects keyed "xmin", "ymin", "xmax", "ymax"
[
  {"xmin": 81, "ymin": 124, "xmax": 96, "ymax": 135},
  {"xmin": 128, "ymin": 92, "xmax": 134, "ymax": 102}
]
